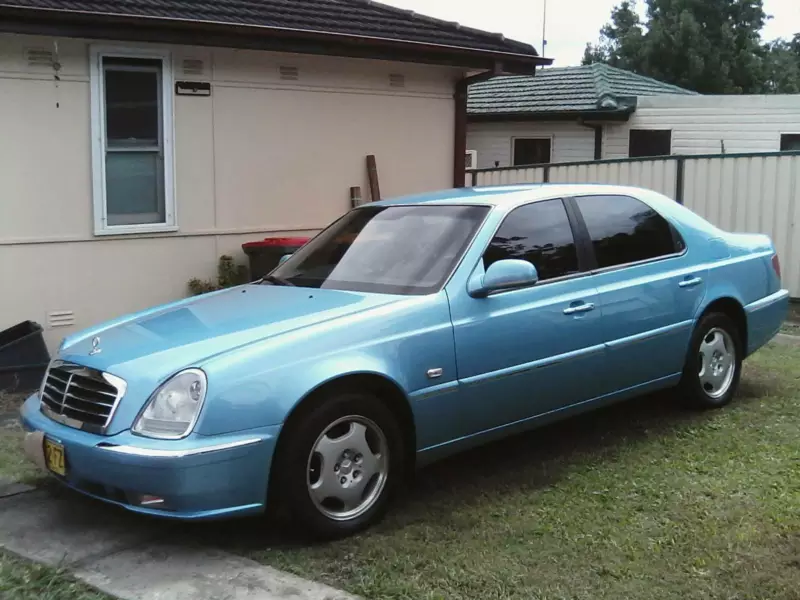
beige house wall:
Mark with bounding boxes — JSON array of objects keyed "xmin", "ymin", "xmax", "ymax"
[{"xmin": 0, "ymin": 34, "xmax": 459, "ymax": 350}]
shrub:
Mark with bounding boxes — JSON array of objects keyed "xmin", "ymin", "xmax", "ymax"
[{"xmin": 188, "ymin": 255, "xmax": 250, "ymax": 296}]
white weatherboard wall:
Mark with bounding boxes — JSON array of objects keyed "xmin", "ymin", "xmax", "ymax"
[
  {"xmin": 0, "ymin": 33, "xmax": 458, "ymax": 350},
  {"xmin": 604, "ymin": 94, "xmax": 800, "ymax": 158},
  {"xmin": 470, "ymin": 152, "xmax": 800, "ymax": 298},
  {"xmin": 467, "ymin": 121, "xmax": 595, "ymax": 168}
]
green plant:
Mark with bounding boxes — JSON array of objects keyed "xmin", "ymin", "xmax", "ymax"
[{"xmin": 188, "ymin": 255, "xmax": 249, "ymax": 296}]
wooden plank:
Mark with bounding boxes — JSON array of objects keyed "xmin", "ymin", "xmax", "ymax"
[{"xmin": 366, "ymin": 155, "xmax": 381, "ymax": 202}]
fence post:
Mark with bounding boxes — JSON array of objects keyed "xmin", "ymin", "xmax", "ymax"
[{"xmin": 675, "ymin": 157, "xmax": 685, "ymax": 204}]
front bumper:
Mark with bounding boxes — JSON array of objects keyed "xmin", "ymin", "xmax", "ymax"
[{"xmin": 20, "ymin": 394, "xmax": 281, "ymax": 520}]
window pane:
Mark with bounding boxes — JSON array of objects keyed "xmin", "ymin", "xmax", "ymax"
[
  {"xmin": 484, "ymin": 199, "xmax": 578, "ymax": 281},
  {"xmin": 105, "ymin": 152, "xmax": 165, "ymax": 226},
  {"xmin": 780, "ymin": 134, "xmax": 800, "ymax": 151},
  {"xmin": 575, "ymin": 195, "xmax": 677, "ymax": 268},
  {"xmin": 513, "ymin": 139, "xmax": 551, "ymax": 166},
  {"xmin": 104, "ymin": 60, "xmax": 160, "ymax": 146},
  {"xmin": 272, "ymin": 205, "xmax": 489, "ymax": 295},
  {"xmin": 629, "ymin": 130, "xmax": 671, "ymax": 157}
]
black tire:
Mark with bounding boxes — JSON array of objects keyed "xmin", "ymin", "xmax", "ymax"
[
  {"xmin": 678, "ymin": 312, "xmax": 743, "ymax": 409},
  {"xmin": 272, "ymin": 392, "xmax": 405, "ymax": 540}
]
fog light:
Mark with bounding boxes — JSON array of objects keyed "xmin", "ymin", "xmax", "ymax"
[{"xmin": 139, "ymin": 494, "xmax": 165, "ymax": 507}]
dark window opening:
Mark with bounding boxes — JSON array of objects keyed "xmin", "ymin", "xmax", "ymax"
[
  {"xmin": 780, "ymin": 134, "xmax": 800, "ymax": 152},
  {"xmin": 484, "ymin": 199, "xmax": 578, "ymax": 281},
  {"xmin": 629, "ymin": 129, "xmax": 672, "ymax": 158},
  {"xmin": 574, "ymin": 195, "xmax": 679, "ymax": 269},
  {"xmin": 513, "ymin": 138, "xmax": 552, "ymax": 166}
]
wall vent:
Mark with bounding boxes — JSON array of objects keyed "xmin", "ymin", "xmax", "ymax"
[
  {"xmin": 389, "ymin": 73, "xmax": 406, "ymax": 88},
  {"xmin": 26, "ymin": 48, "xmax": 54, "ymax": 68},
  {"xmin": 182, "ymin": 58, "xmax": 205, "ymax": 76},
  {"xmin": 279, "ymin": 65, "xmax": 300, "ymax": 81},
  {"xmin": 48, "ymin": 311, "xmax": 76, "ymax": 329}
]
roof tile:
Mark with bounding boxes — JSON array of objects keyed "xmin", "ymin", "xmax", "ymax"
[
  {"xmin": 0, "ymin": 0, "xmax": 539, "ymax": 55},
  {"xmin": 469, "ymin": 63, "xmax": 698, "ymax": 115}
]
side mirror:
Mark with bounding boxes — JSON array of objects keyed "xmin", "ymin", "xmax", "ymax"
[
  {"xmin": 278, "ymin": 253, "xmax": 293, "ymax": 265},
  {"xmin": 469, "ymin": 259, "xmax": 539, "ymax": 298}
]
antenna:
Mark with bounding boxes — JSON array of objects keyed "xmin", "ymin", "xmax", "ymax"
[{"xmin": 541, "ymin": 0, "xmax": 547, "ymax": 59}]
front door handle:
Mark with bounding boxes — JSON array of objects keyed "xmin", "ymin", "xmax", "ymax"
[
  {"xmin": 563, "ymin": 302, "xmax": 595, "ymax": 315},
  {"xmin": 679, "ymin": 276, "xmax": 703, "ymax": 288}
]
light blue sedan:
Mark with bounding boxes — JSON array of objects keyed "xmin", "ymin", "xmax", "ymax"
[{"xmin": 21, "ymin": 184, "xmax": 788, "ymax": 538}]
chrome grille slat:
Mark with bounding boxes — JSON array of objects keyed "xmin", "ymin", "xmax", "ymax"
[
  {"xmin": 64, "ymin": 391, "xmax": 114, "ymax": 409},
  {"xmin": 69, "ymin": 377, "xmax": 118, "ymax": 397},
  {"xmin": 62, "ymin": 402, "xmax": 108, "ymax": 421},
  {"xmin": 39, "ymin": 361, "xmax": 126, "ymax": 434},
  {"xmin": 48, "ymin": 372, "xmax": 71, "ymax": 386}
]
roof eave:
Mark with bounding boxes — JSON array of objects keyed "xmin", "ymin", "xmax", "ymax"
[
  {"xmin": 0, "ymin": 5, "xmax": 552, "ymax": 74},
  {"xmin": 467, "ymin": 108, "xmax": 634, "ymax": 123}
]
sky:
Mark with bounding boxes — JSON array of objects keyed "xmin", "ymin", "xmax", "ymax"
[{"xmin": 382, "ymin": 0, "xmax": 800, "ymax": 67}]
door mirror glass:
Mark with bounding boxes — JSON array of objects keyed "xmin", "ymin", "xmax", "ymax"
[
  {"xmin": 278, "ymin": 253, "xmax": 293, "ymax": 265},
  {"xmin": 471, "ymin": 259, "xmax": 539, "ymax": 297}
]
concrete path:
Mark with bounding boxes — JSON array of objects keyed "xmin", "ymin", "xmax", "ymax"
[{"xmin": 0, "ymin": 484, "xmax": 357, "ymax": 600}]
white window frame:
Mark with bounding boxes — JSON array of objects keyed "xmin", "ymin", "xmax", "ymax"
[{"xmin": 90, "ymin": 45, "xmax": 176, "ymax": 236}]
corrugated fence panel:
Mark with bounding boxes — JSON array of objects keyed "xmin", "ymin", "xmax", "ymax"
[
  {"xmin": 473, "ymin": 168, "xmax": 545, "ymax": 186},
  {"xmin": 683, "ymin": 154, "xmax": 800, "ymax": 296}
]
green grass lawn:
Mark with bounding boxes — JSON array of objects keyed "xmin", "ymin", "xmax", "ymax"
[
  {"xmin": 244, "ymin": 343, "xmax": 800, "ymax": 600},
  {"xmin": 0, "ymin": 550, "xmax": 110, "ymax": 600},
  {"xmin": 0, "ymin": 393, "xmax": 42, "ymax": 484}
]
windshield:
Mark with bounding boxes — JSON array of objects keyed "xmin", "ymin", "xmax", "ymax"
[{"xmin": 269, "ymin": 204, "xmax": 489, "ymax": 295}]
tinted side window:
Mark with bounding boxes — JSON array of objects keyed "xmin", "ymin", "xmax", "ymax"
[
  {"xmin": 574, "ymin": 195, "xmax": 678, "ymax": 269},
  {"xmin": 484, "ymin": 199, "xmax": 578, "ymax": 281}
]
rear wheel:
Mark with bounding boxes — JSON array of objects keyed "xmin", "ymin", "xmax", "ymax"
[
  {"xmin": 678, "ymin": 312, "xmax": 742, "ymax": 409},
  {"xmin": 273, "ymin": 392, "xmax": 404, "ymax": 539}
]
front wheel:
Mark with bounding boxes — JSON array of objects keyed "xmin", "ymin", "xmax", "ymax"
[
  {"xmin": 678, "ymin": 312, "xmax": 743, "ymax": 409},
  {"xmin": 273, "ymin": 392, "xmax": 405, "ymax": 539}
]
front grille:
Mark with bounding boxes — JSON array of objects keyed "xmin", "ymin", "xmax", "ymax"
[{"xmin": 40, "ymin": 362, "xmax": 125, "ymax": 433}]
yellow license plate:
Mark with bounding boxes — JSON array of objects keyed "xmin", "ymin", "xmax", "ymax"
[{"xmin": 43, "ymin": 438, "xmax": 66, "ymax": 477}]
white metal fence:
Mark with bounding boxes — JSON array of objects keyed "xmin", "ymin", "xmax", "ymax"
[{"xmin": 468, "ymin": 151, "xmax": 800, "ymax": 298}]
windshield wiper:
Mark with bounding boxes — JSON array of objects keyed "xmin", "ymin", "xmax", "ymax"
[{"xmin": 261, "ymin": 275, "xmax": 294, "ymax": 287}]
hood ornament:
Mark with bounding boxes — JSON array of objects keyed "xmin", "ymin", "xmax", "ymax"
[{"xmin": 89, "ymin": 336, "xmax": 102, "ymax": 356}]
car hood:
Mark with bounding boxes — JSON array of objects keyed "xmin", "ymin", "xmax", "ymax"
[{"xmin": 59, "ymin": 284, "xmax": 405, "ymax": 383}]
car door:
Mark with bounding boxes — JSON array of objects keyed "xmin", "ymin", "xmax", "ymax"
[
  {"xmin": 569, "ymin": 194, "xmax": 707, "ymax": 394},
  {"xmin": 447, "ymin": 198, "xmax": 607, "ymax": 435}
]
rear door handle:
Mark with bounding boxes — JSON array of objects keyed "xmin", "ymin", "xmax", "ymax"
[
  {"xmin": 563, "ymin": 302, "xmax": 595, "ymax": 315},
  {"xmin": 679, "ymin": 276, "xmax": 703, "ymax": 288}
]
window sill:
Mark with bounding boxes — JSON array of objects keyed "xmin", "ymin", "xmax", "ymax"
[{"xmin": 94, "ymin": 225, "xmax": 179, "ymax": 237}]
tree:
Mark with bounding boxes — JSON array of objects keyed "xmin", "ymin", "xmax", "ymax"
[
  {"xmin": 582, "ymin": 0, "xmax": 799, "ymax": 94},
  {"xmin": 762, "ymin": 34, "xmax": 800, "ymax": 93}
]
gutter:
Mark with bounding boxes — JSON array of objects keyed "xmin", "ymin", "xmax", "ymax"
[
  {"xmin": 454, "ymin": 65, "xmax": 515, "ymax": 187},
  {"xmin": 0, "ymin": 4, "xmax": 552, "ymax": 74}
]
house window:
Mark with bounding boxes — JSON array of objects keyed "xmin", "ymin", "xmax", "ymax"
[
  {"xmin": 780, "ymin": 134, "xmax": 800, "ymax": 152},
  {"xmin": 90, "ymin": 47, "xmax": 175, "ymax": 235},
  {"xmin": 629, "ymin": 130, "xmax": 672, "ymax": 158},
  {"xmin": 512, "ymin": 138, "xmax": 551, "ymax": 166}
]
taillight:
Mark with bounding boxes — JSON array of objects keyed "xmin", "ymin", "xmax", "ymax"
[{"xmin": 772, "ymin": 254, "xmax": 781, "ymax": 280}]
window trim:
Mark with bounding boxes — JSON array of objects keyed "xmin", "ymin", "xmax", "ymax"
[
  {"xmin": 566, "ymin": 194, "xmax": 688, "ymax": 275},
  {"xmin": 90, "ymin": 45, "xmax": 177, "ymax": 236},
  {"xmin": 511, "ymin": 136, "xmax": 553, "ymax": 167}
]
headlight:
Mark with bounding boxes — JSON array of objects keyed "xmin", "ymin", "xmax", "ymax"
[{"xmin": 132, "ymin": 369, "xmax": 207, "ymax": 439}]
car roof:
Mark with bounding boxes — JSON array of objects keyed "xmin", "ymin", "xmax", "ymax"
[{"xmin": 370, "ymin": 184, "xmax": 662, "ymax": 208}]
